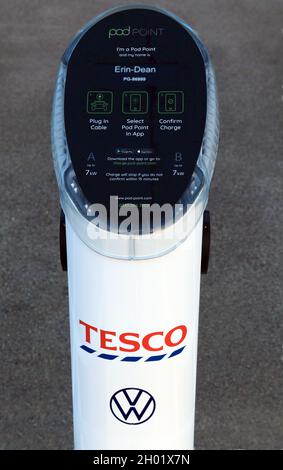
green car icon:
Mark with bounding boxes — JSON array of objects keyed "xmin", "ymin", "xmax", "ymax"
[{"xmin": 87, "ymin": 91, "xmax": 113, "ymax": 114}]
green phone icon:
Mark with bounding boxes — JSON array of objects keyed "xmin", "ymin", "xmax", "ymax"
[
  {"xmin": 130, "ymin": 94, "xmax": 142, "ymax": 112},
  {"xmin": 122, "ymin": 91, "xmax": 148, "ymax": 114},
  {"xmin": 165, "ymin": 93, "xmax": 177, "ymax": 112},
  {"xmin": 158, "ymin": 91, "xmax": 184, "ymax": 114}
]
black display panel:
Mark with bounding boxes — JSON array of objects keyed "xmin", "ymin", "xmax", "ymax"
[{"xmin": 64, "ymin": 8, "xmax": 207, "ymax": 212}]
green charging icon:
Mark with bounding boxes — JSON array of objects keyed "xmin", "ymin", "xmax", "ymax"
[
  {"xmin": 165, "ymin": 94, "xmax": 177, "ymax": 112},
  {"xmin": 158, "ymin": 91, "xmax": 184, "ymax": 114}
]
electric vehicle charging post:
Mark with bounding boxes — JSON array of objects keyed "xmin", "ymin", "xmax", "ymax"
[{"xmin": 52, "ymin": 5, "xmax": 219, "ymax": 450}]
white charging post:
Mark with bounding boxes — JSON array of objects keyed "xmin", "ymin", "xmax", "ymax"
[{"xmin": 52, "ymin": 5, "xmax": 219, "ymax": 450}]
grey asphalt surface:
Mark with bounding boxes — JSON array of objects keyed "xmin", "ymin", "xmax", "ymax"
[{"xmin": 0, "ymin": 0, "xmax": 283, "ymax": 450}]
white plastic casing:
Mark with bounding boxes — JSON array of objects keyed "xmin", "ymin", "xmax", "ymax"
[{"xmin": 67, "ymin": 216, "xmax": 203, "ymax": 450}]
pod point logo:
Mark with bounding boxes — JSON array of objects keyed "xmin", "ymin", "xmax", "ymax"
[
  {"xmin": 110, "ymin": 388, "xmax": 156, "ymax": 425},
  {"xmin": 108, "ymin": 26, "xmax": 164, "ymax": 39}
]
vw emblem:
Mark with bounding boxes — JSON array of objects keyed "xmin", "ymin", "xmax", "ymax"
[{"xmin": 110, "ymin": 388, "xmax": 156, "ymax": 425}]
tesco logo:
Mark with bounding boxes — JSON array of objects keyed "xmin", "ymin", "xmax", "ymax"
[{"xmin": 79, "ymin": 320, "xmax": 187, "ymax": 353}]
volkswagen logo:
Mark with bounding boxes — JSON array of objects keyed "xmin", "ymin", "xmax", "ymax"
[{"xmin": 110, "ymin": 388, "xmax": 156, "ymax": 425}]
